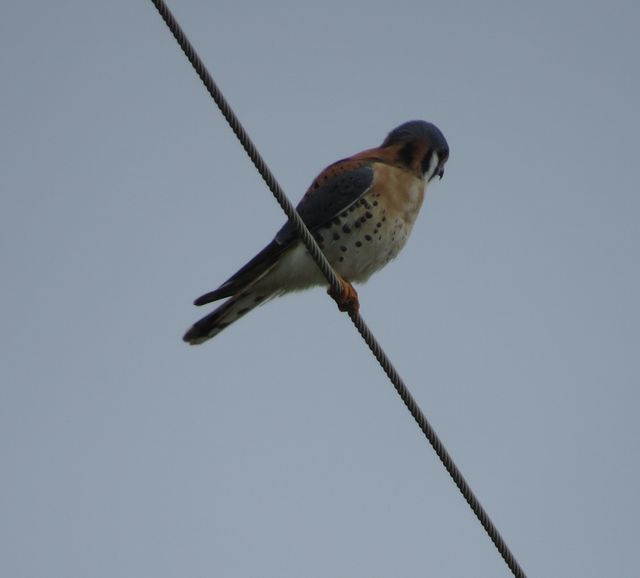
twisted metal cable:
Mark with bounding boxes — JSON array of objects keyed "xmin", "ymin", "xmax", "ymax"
[
  {"xmin": 148, "ymin": 0, "xmax": 341, "ymax": 296},
  {"xmin": 149, "ymin": 2, "xmax": 527, "ymax": 577},
  {"xmin": 348, "ymin": 311, "xmax": 525, "ymax": 576}
]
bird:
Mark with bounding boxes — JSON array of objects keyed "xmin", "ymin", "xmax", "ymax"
[{"xmin": 183, "ymin": 120, "xmax": 449, "ymax": 345}]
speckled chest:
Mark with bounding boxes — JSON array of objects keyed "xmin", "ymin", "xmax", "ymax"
[{"xmin": 313, "ymin": 166, "xmax": 426, "ymax": 283}]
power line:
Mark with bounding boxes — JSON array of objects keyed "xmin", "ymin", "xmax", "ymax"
[{"xmin": 149, "ymin": 2, "xmax": 527, "ymax": 576}]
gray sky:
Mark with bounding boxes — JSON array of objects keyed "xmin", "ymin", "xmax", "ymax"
[{"xmin": 2, "ymin": 1, "xmax": 639, "ymax": 576}]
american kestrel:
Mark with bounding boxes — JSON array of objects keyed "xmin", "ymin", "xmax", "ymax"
[{"xmin": 183, "ymin": 120, "xmax": 449, "ymax": 345}]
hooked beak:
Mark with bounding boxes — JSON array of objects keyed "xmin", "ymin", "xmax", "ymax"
[{"xmin": 429, "ymin": 164, "xmax": 445, "ymax": 182}]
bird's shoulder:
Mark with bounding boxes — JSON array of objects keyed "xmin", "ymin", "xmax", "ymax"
[
  {"xmin": 273, "ymin": 155, "xmax": 373, "ymax": 245},
  {"xmin": 307, "ymin": 146, "xmax": 408, "ymax": 189}
]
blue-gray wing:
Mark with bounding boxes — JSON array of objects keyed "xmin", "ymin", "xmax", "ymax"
[
  {"xmin": 274, "ymin": 162, "xmax": 374, "ymax": 245},
  {"xmin": 193, "ymin": 161, "xmax": 374, "ymax": 305}
]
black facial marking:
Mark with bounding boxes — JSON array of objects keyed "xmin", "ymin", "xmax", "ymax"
[
  {"xmin": 420, "ymin": 154, "xmax": 430, "ymax": 175},
  {"xmin": 398, "ymin": 141, "xmax": 416, "ymax": 167}
]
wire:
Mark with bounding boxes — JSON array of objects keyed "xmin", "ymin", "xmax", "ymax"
[{"xmin": 149, "ymin": 2, "xmax": 528, "ymax": 577}]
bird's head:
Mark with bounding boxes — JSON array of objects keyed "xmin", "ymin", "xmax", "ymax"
[{"xmin": 382, "ymin": 120, "xmax": 449, "ymax": 182}]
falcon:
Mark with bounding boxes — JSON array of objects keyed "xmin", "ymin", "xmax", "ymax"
[{"xmin": 184, "ymin": 120, "xmax": 449, "ymax": 344}]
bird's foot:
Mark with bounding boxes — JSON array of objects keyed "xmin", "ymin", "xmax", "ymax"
[{"xmin": 328, "ymin": 277, "xmax": 360, "ymax": 314}]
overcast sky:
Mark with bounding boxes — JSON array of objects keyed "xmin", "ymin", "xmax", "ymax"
[{"xmin": 1, "ymin": 1, "xmax": 639, "ymax": 577}]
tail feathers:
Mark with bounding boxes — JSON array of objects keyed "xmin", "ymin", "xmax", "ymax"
[
  {"xmin": 193, "ymin": 287, "xmax": 228, "ymax": 307},
  {"xmin": 193, "ymin": 240, "xmax": 285, "ymax": 307},
  {"xmin": 183, "ymin": 290, "xmax": 273, "ymax": 345}
]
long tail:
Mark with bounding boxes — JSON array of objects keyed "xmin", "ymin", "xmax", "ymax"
[{"xmin": 183, "ymin": 288, "xmax": 274, "ymax": 345}]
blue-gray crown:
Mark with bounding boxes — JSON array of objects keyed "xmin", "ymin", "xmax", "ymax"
[{"xmin": 383, "ymin": 120, "xmax": 449, "ymax": 157}]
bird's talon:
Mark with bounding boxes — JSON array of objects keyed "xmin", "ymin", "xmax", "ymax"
[{"xmin": 328, "ymin": 278, "xmax": 360, "ymax": 314}]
